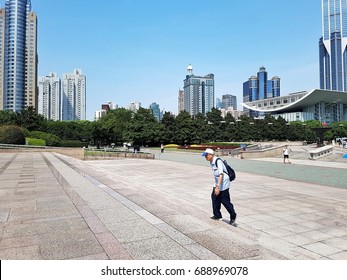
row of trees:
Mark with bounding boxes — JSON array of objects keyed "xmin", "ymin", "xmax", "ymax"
[{"xmin": 1, "ymin": 107, "xmax": 347, "ymax": 147}]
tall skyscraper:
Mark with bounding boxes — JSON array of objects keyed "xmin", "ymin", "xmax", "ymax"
[
  {"xmin": 61, "ymin": 69, "xmax": 86, "ymax": 121},
  {"xmin": 0, "ymin": 0, "xmax": 38, "ymax": 112},
  {"xmin": 38, "ymin": 73, "xmax": 61, "ymax": 121},
  {"xmin": 243, "ymin": 67, "xmax": 280, "ymax": 116},
  {"xmin": 319, "ymin": 0, "xmax": 347, "ymax": 91},
  {"xmin": 183, "ymin": 64, "xmax": 214, "ymax": 116}
]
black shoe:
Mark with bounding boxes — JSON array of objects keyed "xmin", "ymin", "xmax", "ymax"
[
  {"xmin": 230, "ymin": 216, "xmax": 237, "ymax": 225},
  {"xmin": 210, "ymin": 216, "xmax": 222, "ymax": 221}
]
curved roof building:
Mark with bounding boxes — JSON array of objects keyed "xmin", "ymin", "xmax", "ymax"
[{"xmin": 241, "ymin": 89, "xmax": 347, "ymax": 124}]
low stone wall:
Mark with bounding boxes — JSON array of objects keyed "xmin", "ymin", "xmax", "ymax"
[
  {"xmin": 240, "ymin": 145, "xmax": 284, "ymax": 159},
  {"xmin": 0, "ymin": 147, "xmax": 85, "ymax": 159},
  {"xmin": 84, "ymin": 152, "xmax": 155, "ymax": 160},
  {"xmin": 308, "ymin": 145, "xmax": 334, "ymax": 160},
  {"xmin": 0, "ymin": 147, "xmax": 155, "ymax": 160}
]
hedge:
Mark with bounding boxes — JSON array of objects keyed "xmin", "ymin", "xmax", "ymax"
[
  {"xmin": 0, "ymin": 125, "xmax": 26, "ymax": 145},
  {"xmin": 26, "ymin": 138, "xmax": 46, "ymax": 146},
  {"xmin": 29, "ymin": 131, "xmax": 61, "ymax": 147}
]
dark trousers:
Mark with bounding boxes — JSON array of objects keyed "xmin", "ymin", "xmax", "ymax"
[{"xmin": 211, "ymin": 187, "xmax": 236, "ymax": 219}]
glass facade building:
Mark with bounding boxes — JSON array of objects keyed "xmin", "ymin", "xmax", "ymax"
[
  {"xmin": 150, "ymin": 102, "xmax": 161, "ymax": 121},
  {"xmin": 0, "ymin": 0, "xmax": 38, "ymax": 112},
  {"xmin": 319, "ymin": 0, "xmax": 347, "ymax": 91},
  {"xmin": 243, "ymin": 67, "xmax": 280, "ymax": 116}
]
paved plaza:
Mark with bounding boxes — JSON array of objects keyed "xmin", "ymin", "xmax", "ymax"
[{"xmin": 0, "ymin": 149, "xmax": 347, "ymax": 260}]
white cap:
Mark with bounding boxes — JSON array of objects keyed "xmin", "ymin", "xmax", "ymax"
[{"xmin": 201, "ymin": 148, "xmax": 215, "ymax": 156}]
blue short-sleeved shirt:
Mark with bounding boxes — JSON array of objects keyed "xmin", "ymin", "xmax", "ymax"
[{"xmin": 211, "ymin": 157, "xmax": 230, "ymax": 191}]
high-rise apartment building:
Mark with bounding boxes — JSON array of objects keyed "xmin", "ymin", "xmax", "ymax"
[
  {"xmin": 38, "ymin": 73, "xmax": 61, "ymax": 121},
  {"xmin": 319, "ymin": 0, "xmax": 347, "ymax": 91},
  {"xmin": 183, "ymin": 64, "xmax": 214, "ymax": 116},
  {"xmin": 243, "ymin": 67, "xmax": 280, "ymax": 116},
  {"xmin": 61, "ymin": 69, "xmax": 86, "ymax": 121},
  {"xmin": 0, "ymin": 0, "xmax": 38, "ymax": 112}
]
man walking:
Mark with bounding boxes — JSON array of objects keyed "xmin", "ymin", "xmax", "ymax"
[
  {"xmin": 202, "ymin": 148, "xmax": 237, "ymax": 225},
  {"xmin": 283, "ymin": 145, "xmax": 292, "ymax": 163}
]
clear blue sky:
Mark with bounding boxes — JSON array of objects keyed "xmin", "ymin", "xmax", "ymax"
[{"xmin": 29, "ymin": 0, "xmax": 321, "ymax": 120}]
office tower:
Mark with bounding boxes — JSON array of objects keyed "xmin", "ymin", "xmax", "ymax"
[
  {"xmin": 149, "ymin": 102, "xmax": 161, "ymax": 121},
  {"xmin": 258, "ymin": 66, "xmax": 268, "ymax": 100},
  {"xmin": 178, "ymin": 89, "xmax": 184, "ymax": 113},
  {"xmin": 183, "ymin": 64, "xmax": 214, "ymax": 115},
  {"xmin": 0, "ymin": 0, "xmax": 38, "ymax": 112},
  {"xmin": 221, "ymin": 94, "xmax": 237, "ymax": 110},
  {"xmin": 38, "ymin": 73, "xmax": 61, "ymax": 121},
  {"xmin": 243, "ymin": 75, "xmax": 258, "ymax": 116},
  {"xmin": 243, "ymin": 67, "xmax": 280, "ymax": 116},
  {"xmin": 320, "ymin": 0, "xmax": 347, "ymax": 91},
  {"xmin": 270, "ymin": 76, "xmax": 281, "ymax": 98},
  {"xmin": 61, "ymin": 69, "xmax": 86, "ymax": 121}
]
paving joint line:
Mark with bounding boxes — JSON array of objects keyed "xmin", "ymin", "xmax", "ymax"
[
  {"xmin": 53, "ymin": 153, "xmax": 221, "ymax": 259},
  {"xmin": 41, "ymin": 152, "xmax": 133, "ymax": 260},
  {"xmin": 0, "ymin": 153, "xmax": 18, "ymax": 175}
]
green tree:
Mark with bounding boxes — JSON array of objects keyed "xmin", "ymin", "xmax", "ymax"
[
  {"xmin": 161, "ymin": 111, "xmax": 177, "ymax": 144},
  {"xmin": 0, "ymin": 110, "xmax": 17, "ymax": 125},
  {"xmin": 206, "ymin": 108, "xmax": 224, "ymax": 142},
  {"xmin": 15, "ymin": 106, "xmax": 47, "ymax": 131},
  {"xmin": 125, "ymin": 108, "xmax": 163, "ymax": 146},
  {"xmin": 174, "ymin": 111, "xmax": 195, "ymax": 145},
  {"xmin": 192, "ymin": 113, "xmax": 209, "ymax": 144},
  {"xmin": 99, "ymin": 108, "xmax": 133, "ymax": 145}
]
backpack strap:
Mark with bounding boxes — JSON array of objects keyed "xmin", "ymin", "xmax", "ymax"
[{"xmin": 215, "ymin": 158, "xmax": 226, "ymax": 176}]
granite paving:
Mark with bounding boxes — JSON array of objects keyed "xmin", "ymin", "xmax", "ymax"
[{"xmin": 0, "ymin": 149, "xmax": 347, "ymax": 260}]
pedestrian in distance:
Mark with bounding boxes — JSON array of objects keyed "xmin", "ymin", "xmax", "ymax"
[
  {"xmin": 160, "ymin": 143, "xmax": 164, "ymax": 153},
  {"xmin": 202, "ymin": 148, "xmax": 237, "ymax": 226},
  {"xmin": 283, "ymin": 145, "xmax": 292, "ymax": 164}
]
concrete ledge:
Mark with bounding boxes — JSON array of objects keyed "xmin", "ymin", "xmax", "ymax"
[
  {"xmin": 309, "ymin": 145, "xmax": 334, "ymax": 160},
  {"xmin": 0, "ymin": 147, "xmax": 85, "ymax": 159},
  {"xmin": 0, "ymin": 146, "xmax": 155, "ymax": 160},
  {"xmin": 85, "ymin": 152, "xmax": 155, "ymax": 160},
  {"xmin": 240, "ymin": 145, "xmax": 283, "ymax": 159}
]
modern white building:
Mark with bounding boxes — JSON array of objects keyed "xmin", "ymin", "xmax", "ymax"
[
  {"xmin": 128, "ymin": 102, "xmax": 141, "ymax": 111},
  {"xmin": 62, "ymin": 69, "xmax": 86, "ymax": 121},
  {"xmin": 38, "ymin": 73, "xmax": 61, "ymax": 121},
  {"xmin": 241, "ymin": 89, "xmax": 347, "ymax": 124}
]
